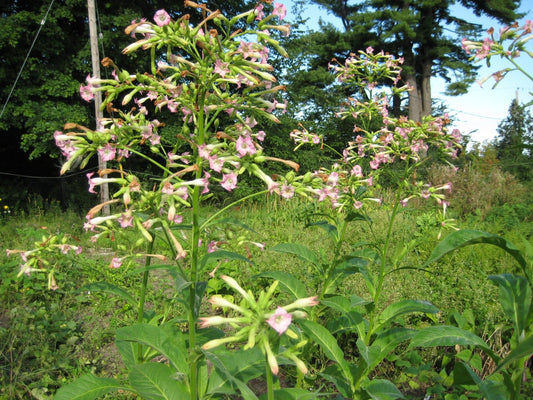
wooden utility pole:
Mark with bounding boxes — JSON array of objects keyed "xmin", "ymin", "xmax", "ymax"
[{"xmin": 88, "ymin": 0, "xmax": 110, "ymax": 214}]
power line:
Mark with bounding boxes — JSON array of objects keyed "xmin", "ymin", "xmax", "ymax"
[{"xmin": 0, "ymin": 0, "xmax": 56, "ymax": 121}]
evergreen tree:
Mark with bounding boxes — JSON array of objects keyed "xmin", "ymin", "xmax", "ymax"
[
  {"xmin": 285, "ymin": 0, "xmax": 522, "ymax": 121},
  {"xmin": 496, "ymin": 98, "xmax": 533, "ymax": 180}
]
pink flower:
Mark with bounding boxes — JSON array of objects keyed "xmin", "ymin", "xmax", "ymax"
[
  {"xmin": 267, "ymin": 306, "xmax": 292, "ymax": 335},
  {"xmin": 118, "ymin": 212, "xmax": 134, "ymax": 228},
  {"xmin": 221, "ymin": 173, "xmax": 238, "ymax": 191},
  {"xmin": 272, "ymin": 3, "xmax": 287, "ymax": 21},
  {"xmin": 209, "ymin": 155, "xmax": 224, "ymax": 172},
  {"xmin": 110, "ymin": 257, "xmax": 122, "ymax": 269},
  {"xmin": 80, "ymin": 84, "xmax": 94, "ymax": 102},
  {"xmin": 280, "ymin": 183, "xmax": 295, "ymax": 199},
  {"xmin": 154, "ymin": 9, "xmax": 171, "ymax": 27},
  {"xmin": 87, "ymin": 172, "xmax": 98, "ymax": 194},
  {"xmin": 235, "ymin": 135, "xmax": 256, "ymax": 157},
  {"xmin": 214, "ymin": 58, "xmax": 230, "ymax": 78},
  {"xmin": 98, "ymin": 144, "xmax": 116, "ymax": 162},
  {"xmin": 255, "ymin": 3, "xmax": 265, "ymax": 20}
]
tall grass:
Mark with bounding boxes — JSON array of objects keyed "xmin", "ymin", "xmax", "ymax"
[{"xmin": 0, "ymin": 196, "xmax": 530, "ymax": 398}]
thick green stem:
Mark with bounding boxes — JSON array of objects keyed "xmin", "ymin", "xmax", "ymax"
[
  {"xmin": 319, "ymin": 218, "xmax": 348, "ymax": 301},
  {"xmin": 265, "ymin": 359, "xmax": 275, "ymax": 400},
  {"xmin": 136, "ymin": 239, "xmax": 154, "ymax": 362}
]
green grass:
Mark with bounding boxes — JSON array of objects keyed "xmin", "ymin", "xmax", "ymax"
[{"xmin": 0, "ymin": 198, "xmax": 531, "ymax": 399}]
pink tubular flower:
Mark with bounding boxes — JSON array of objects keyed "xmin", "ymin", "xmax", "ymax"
[
  {"xmin": 221, "ymin": 173, "xmax": 238, "ymax": 191},
  {"xmin": 272, "ymin": 3, "xmax": 287, "ymax": 21},
  {"xmin": 110, "ymin": 257, "xmax": 122, "ymax": 269},
  {"xmin": 80, "ymin": 84, "xmax": 94, "ymax": 102},
  {"xmin": 98, "ymin": 144, "xmax": 116, "ymax": 162},
  {"xmin": 235, "ymin": 134, "xmax": 256, "ymax": 157},
  {"xmin": 118, "ymin": 212, "xmax": 134, "ymax": 228},
  {"xmin": 267, "ymin": 307, "xmax": 292, "ymax": 335},
  {"xmin": 154, "ymin": 9, "xmax": 171, "ymax": 26},
  {"xmin": 280, "ymin": 183, "xmax": 295, "ymax": 199}
]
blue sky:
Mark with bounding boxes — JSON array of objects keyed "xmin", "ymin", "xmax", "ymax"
[{"xmin": 284, "ymin": 1, "xmax": 533, "ymax": 145}]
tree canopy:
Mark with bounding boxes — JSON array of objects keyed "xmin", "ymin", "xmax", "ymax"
[{"xmin": 285, "ymin": 0, "xmax": 523, "ymax": 121}]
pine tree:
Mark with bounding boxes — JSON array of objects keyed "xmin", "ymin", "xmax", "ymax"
[{"xmin": 496, "ymin": 98, "xmax": 533, "ymax": 180}]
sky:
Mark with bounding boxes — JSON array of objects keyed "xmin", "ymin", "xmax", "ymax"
[{"xmin": 284, "ymin": 1, "xmax": 533, "ymax": 145}]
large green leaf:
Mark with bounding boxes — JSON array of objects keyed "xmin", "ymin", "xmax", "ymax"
[
  {"xmin": 373, "ymin": 300, "xmax": 438, "ymax": 335},
  {"xmin": 362, "ymin": 379, "xmax": 404, "ymax": 400},
  {"xmin": 255, "ymin": 271, "xmax": 308, "ymax": 299},
  {"xmin": 204, "ymin": 348, "xmax": 261, "ymax": 400},
  {"xmin": 369, "ymin": 328, "xmax": 417, "ymax": 369},
  {"xmin": 299, "ymin": 320, "xmax": 352, "ymax": 386},
  {"xmin": 488, "ymin": 274, "xmax": 531, "ymax": 335},
  {"xmin": 409, "ymin": 326, "xmax": 497, "ymax": 361},
  {"xmin": 128, "ymin": 363, "xmax": 189, "ymax": 400},
  {"xmin": 270, "ymin": 243, "xmax": 320, "ymax": 268},
  {"xmin": 259, "ymin": 388, "xmax": 321, "ymax": 399},
  {"xmin": 116, "ymin": 323, "xmax": 188, "ymax": 374},
  {"xmin": 453, "ymin": 361, "xmax": 480, "ymax": 385},
  {"xmin": 200, "ymin": 249, "xmax": 253, "ymax": 270},
  {"xmin": 425, "ymin": 230, "xmax": 527, "ymax": 273},
  {"xmin": 53, "ymin": 374, "xmax": 130, "ymax": 400},
  {"xmin": 80, "ymin": 282, "xmax": 136, "ymax": 306}
]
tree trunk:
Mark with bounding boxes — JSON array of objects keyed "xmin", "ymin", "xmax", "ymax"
[
  {"xmin": 406, "ymin": 72, "xmax": 422, "ymax": 122},
  {"xmin": 421, "ymin": 57, "xmax": 432, "ymax": 117}
]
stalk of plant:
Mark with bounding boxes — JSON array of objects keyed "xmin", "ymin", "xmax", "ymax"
[
  {"xmin": 279, "ymin": 48, "xmax": 462, "ymax": 397},
  {"xmin": 45, "ymin": 2, "xmax": 323, "ymax": 399}
]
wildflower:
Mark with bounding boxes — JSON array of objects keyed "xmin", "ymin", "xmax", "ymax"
[
  {"xmin": 221, "ymin": 173, "xmax": 238, "ymax": 191},
  {"xmin": 110, "ymin": 257, "xmax": 122, "ymax": 269},
  {"xmin": 280, "ymin": 183, "xmax": 295, "ymax": 199},
  {"xmin": 272, "ymin": 3, "xmax": 287, "ymax": 21},
  {"xmin": 79, "ymin": 82, "xmax": 95, "ymax": 102},
  {"xmin": 267, "ymin": 306, "xmax": 292, "ymax": 335},
  {"xmin": 98, "ymin": 144, "xmax": 116, "ymax": 162},
  {"xmin": 154, "ymin": 9, "xmax": 171, "ymax": 27}
]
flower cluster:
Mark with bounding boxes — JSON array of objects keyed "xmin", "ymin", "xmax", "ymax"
[
  {"xmin": 200, "ymin": 275, "xmax": 318, "ymax": 375},
  {"xmin": 286, "ymin": 49, "xmax": 462, "ymax": 212},
  {"xmin": 54, "ymin": 2, "xmax": 300, "ymax": 261},
  {"xmin": 6, "ymin": 230, "xmax": 82, "ymax": 290},
  {"xmin": 461, "ymin": 20, "xmax": 533, "ymax": 87}
]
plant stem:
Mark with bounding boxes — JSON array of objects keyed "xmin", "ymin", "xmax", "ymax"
[
  {"xmin": 137, "ymin": 239, "xmax": 154, "ymax": 362},
  {"xmin": 266, "ymin": 359, "xmax": 274, "ymax": 400}
]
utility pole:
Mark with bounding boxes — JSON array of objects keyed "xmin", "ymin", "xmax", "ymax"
[{"xmin": 88, "ymin": 0, "xmax": 110, "ymax": 214}]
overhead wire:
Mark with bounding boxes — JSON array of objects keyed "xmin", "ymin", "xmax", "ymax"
[{"xmin": 0, "ymin": 0, "xmax": 57, "ymax": 121}]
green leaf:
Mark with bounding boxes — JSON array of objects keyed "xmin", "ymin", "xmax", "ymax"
[
  {"xmin": 453, "ymin": 361, "xmax": 480, "ymax": 385},
  {"xmin": 200, "ymin": 250, "xmax": 253, "ymax": 270},
  {"xmin": 80, "ymin": 282, "xmax": 136, "ymax": 306},
  {"xmin": 204, "ymin": 348, "xmax": 261, "ymax": 400},
  {"xmin": 53, "ymin": 374, "xmax": 130, "ymax": 400},
  {"xmin": 126, "ymin": 263, "xmax": 180, "ymax": 276},
  {"xmin": 254, "ymin": 271, "xmax": 308, "ymax": 299},
  {"xmin": 370, "ymin": 328, "xmax": 417, "ymax": 369},
  {"xmin": 373, "ymin": 300, "xmax": 438, "ymax": 335},
  {"xmin": 270, "ymin": 243, "xmax": 320, "ymax": 267},
  {"xmin": 306, "ymin": 220, "xmax": 339, "ymax": 242},
  {"xmin": 488, "ymin": 274, "xmax": 531, "ymax": 335},
  {"xmin": 129, "ymin": 363, "xmax": 189, "ymax": 399},
  {"xmin": 425, "ymin": 230, "xmax": 527, "ymax": 274},
  {"xmin": 298, "ymin": 319, "xmax": 353, "ymax": 386},
  {"xmin": 362, "ymin": 379, "xmax": 404, "ymax": 400},
  {"xmin": 410, "ymin": 326, "xmax": 496, "ymax": 360},
  {"xmin": 259, "ymin": 388, "xmax": 321, "ymax": 399},
  {"xmin": 494, "ymin": 333, "xmax": 533, "ymax": 373},
  {"xmin": 116, "ymin": 323, "xmax": 188, "ymax": 375}
]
